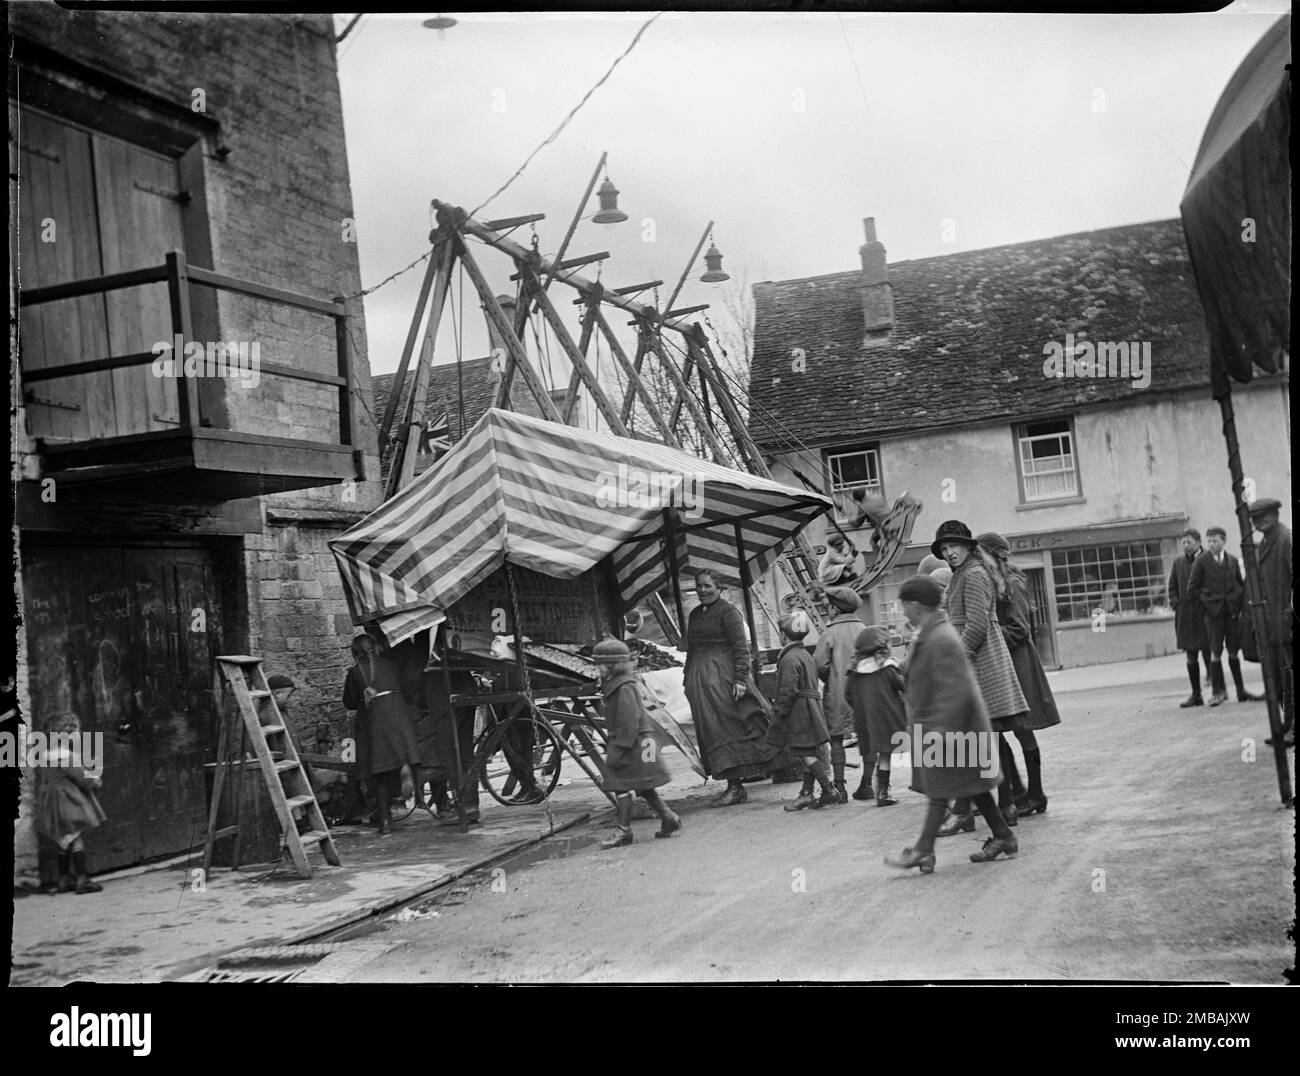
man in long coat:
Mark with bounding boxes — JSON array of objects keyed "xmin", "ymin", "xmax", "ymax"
[
  {"xmin": 1249, "ymin": 499, "xmax": 1293, "ymax": 746},
  {"xmin": 1169, "ymin": 528, "xmax": 1211, "ymax": 707},
  {"xmin": 1189, "ymin": 526, "xmax": 1258, "ymax": 706}
]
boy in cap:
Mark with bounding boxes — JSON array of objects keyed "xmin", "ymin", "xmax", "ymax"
[
  {"xmin": 592, "ymin": 638, "xmax": 683, "ymax": 848},
  {"xmin": 770, "ymin": 612, "xmax": 840, "ymax": 810},
  {"xmin": 814, "ymin": 584, "xmax": 867, "ymax": 802}
]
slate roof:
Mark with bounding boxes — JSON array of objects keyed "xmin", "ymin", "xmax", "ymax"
[{"xmin": 748, "ymin": 218, "xmax": 1223, "ymax": 452}]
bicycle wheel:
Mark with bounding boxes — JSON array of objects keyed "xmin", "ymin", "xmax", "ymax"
[{"xmin": 478, "ymin": 711, "xmax": 566, "ymax": 807}]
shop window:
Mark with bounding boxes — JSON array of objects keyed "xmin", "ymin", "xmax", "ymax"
[{"xmin": 1050, "ymin": 539, "xmax": 1169, "ymax": 623}]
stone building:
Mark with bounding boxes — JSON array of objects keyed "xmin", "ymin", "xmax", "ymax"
[
  {"xmin": 748, "ymin": 218, "xmax": 1290, "ymax": 667},
  {"xmin": 10, "ymin": 9, "xmax": 384, "ymax": 875}
]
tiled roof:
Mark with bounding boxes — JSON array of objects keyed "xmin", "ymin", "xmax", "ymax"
[{"xmin": 748, "ymin": 218, "xmax": 1219, "ymax": 451}]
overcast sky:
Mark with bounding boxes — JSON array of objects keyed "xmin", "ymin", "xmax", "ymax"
[{"xmin": 332, "ymin": 6, "xmax": 1287, "ymax": 391}]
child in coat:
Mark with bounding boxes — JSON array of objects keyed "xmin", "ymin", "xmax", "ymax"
[
  {"xmin": 844, "ymin": 625, "xmax": 907, "ymax": 807},
  {"xmin": 592, "ymin": 638, "xmax": 683, "ymax": 848},
  {"xmin": 769, "ymin": 613, "xmax": 841, "ymax": 810},
  {"xmin": 36, "ymin": 711, "xmax": 107, "ymax": 894}
]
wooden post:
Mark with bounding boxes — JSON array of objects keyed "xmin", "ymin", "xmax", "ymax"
[
  {"xmin": 378, "ymin": 244, "xmax": 440, "ymax": 451},
  {"xmin": 559, "ymin": 298, "xmax": 598, "ymax": 423},
  {"xmin": 601, "ymin": 310, "xmax": 677, "ymax": 444},
  {"xmin": 164, "ymin": 251, "xmax": 201, "ymax": 429},
  {"xmin": 439, "ymin": 647, "xmax": 469, "ymax": 835},
  {"xmin": 662, "ymin": 508, "xmax": 688, "ymax": 634},
  {"xmin": 390, "ymin": 242, "xmax": 455, "ymax": 497},
  {"xmin": 735, "ymin": 521, "xmax": 759, "ymax": 678},
  {"xmin": 1218, "ymin": 390, "xmax": 1292, "ymax": 806},
  {"xmin": 543, "ymin": 152, "xmax": 607, "ymax": 292},
  {"xmin": 659, "ymin": 221, "xmax": 713, "ymax": 330},
  {"xmin": 333, "ymin": 296, "xmax": 354, "ymax": 448},
  {"xmin": 643, "ymin": 325, "xmax": 728, "ymax": 461}
]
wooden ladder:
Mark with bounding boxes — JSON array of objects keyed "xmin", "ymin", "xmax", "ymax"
[{"xmin": 205, "ymin": 656, "xmax": 341, "ymax": 879}]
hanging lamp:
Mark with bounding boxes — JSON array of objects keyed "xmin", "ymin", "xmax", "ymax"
[
  {"xmin": 700, "ymin": 234, "xmax": 730, "ymax": 282},
  {"xmin": 592, "ymin": 176, "xmax": 629, "ymax": 224}
]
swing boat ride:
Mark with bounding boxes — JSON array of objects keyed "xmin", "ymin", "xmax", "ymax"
[{"xmin": 329, "ymin": 155, "xmax": 924, "ymax": 827}]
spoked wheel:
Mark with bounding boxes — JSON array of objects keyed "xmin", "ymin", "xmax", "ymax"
[{"xmin": 478, "ymin": 710, "xmax": 566, "ymax": 807}]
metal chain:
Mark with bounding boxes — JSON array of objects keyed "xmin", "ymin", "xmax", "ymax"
[{"xmin": 504, "ymin": 561, "xmax": 555, "ymax": 832}]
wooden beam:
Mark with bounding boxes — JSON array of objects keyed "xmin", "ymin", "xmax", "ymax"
[
  {"xmin": 600, "ymin": 310, "xmax": 677, "ymax": 445},
  {"xmin": 390, "ymin": 242, "xmax": 454, "ymax": 496},
  {"xmin": 612, "ymin": 280, "xmax": 663, "ymax": 296},
  {"xmin": 511, "ymin": 251, "xmax": 608, "ymax": 282},
  {"xmin": 659, "ymin": 221, "xmax": 712, "ymax": 329},
  {"xmin": 666, "ymin": 304, "xmax": 710, "ymax": 318},
  {"xmin": 560, "ymin": 299, "xmax": 598, "ymax": 424},
  {"xmin": 334, "ymin": 298, "xmax": 355, "ymax": 449},
  {"xmin": 642, "ymin": 324, "xmax": 727, "ymax": 461},
  {"xmin": 165, "ymin": 251, "xmax": 201, "ymax": 430},
  {"xmin": 457, "ymin": 238, "xmax": 563, "ymax": 423},
  {"xmin": 482, "ymin": 212, "xmax": 546, "ymax": 231},
  {"xmin": 521, "ymin": 266, "xmax": 628, "ymax": 435},
  {"xmin": 20, "ymin": 263, "xmax": 167, "ymax": 305},
  {"xmin": 186, "ymin": 265, "xmax": 344, "ymax": 317},
  {"xmin": 433, "ymin": 200, "xmax": 694, "ymax": 332},
  {"xmin": 379, "ymin": 242, "xmax": 441, "ymax": 451}
]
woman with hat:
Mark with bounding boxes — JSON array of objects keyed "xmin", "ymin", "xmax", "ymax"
[
  {"xmin": 769, "ymin": 612, "xmax": 838, "ymax": 811},
  {"xmin": 930, "ymin": 520, "xmax": 1028, "ymax": 837},
  {"xmin": 682, "ymin": 569, "xmax": 777, "ymax": 805},
  {"xmin": 976, "ymin": 532, "xmax": 1060, "ymax": 816},
  {"xmin": 591, "ymin": 638, "xmax": 682, "ymax": 848},
  {"xmin": 814, "ymin": 584, "xmax": 868, "ymax": 802},
  {"xmin": 884, "ymin": 575, "xmax": 1018, "ymax": 872},
  {"xmin": 342, "ymin": 632, "xmax": 423, "ymax": 835}
]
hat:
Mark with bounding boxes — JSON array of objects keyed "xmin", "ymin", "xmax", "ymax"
[
  {"xmin": 930, "ymin": 519, "xmax": 979, "ymax": 557},
  {"xmin": 267, "ymin": 674, "xmax": 295, "ymax": 691},
  {"xmin": 854, "ymin": 625, "xmax": 891, "ymax": 653},
  {"xmin": 779, "ymin": 611, "xmax": 810, "ymax": 640},
  {"xmin": 591, "ymin": 638, "xmax": 632, "ymax": 664},
  {"xmin": 898, "ymin": 574, "xmax": 943, "ymax": 608},
  {"xmin": 1247, "ymin": 497, "xmax": 1282, "ymax": 517},
  {"xmin": 823, "ymin": 585, "xmax": 861, "ymax": 613},
  {"xmin": 917, "ymin": 553, "xmax": 944, "ymax": 575},
  {"xmin": 975, "ymin": 531, "xmax": 1010, "ymax": 559},
  {"xmin": 827, "ymin": 532, "xmax": 849, "ymax": 548},
  {"xmin": 931, "ymin": 566, "xmax": 953, "ymax": 589}
]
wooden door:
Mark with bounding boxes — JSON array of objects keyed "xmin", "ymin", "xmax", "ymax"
[
  {"xmin": 17, "ymin": 105, "xmax": 185, "ymax": 441},
  {"xmin": 23, "ymin": 543, "xmax": 224, "ymax": 869}
]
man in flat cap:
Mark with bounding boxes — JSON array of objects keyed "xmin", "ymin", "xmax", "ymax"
[{"xmin": 1248, "ymin": 498, "xmax": 1292, "ymax": 746}]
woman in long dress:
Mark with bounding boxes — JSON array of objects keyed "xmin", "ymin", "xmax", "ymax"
[
  {"xmin": 682, "ymin": 569, "xmax": 776, "ymax": 806},
  {"xmin": 342, "ymin": 633, "xmax": 422, "ymax": 834}
]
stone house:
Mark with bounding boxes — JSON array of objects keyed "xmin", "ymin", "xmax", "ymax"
[
  {"xmin": 748, "ymin": 218, "xmax": 1290, "ymax": 666},
  {"xmin": 10, "ymin": 9, "xmax": 384, "ymax": 875}
]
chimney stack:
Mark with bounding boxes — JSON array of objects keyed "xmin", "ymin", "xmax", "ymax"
[
  {"xmin": 484, "ymin": 294, "xmax": 519, "ymax": 385},
  {"xmin": 858, "ymin": 217, "xmax": 893, "ymax": 343}
]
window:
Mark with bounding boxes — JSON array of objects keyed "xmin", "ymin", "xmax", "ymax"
[
  {"xmin": 1016, "ymin": 418, "xmax": 1080, "ymax": 502},
  {"xmin": 1051, "ymin": 540, "xmax": 1169, "ymax": 623},
  {"xmin": 826, "ymin": 446, "xmax": 882, "ymax": 524}
]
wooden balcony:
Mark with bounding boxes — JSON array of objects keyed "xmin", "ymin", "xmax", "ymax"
[{"xmin": 18, "ymin": 252, "xmax": 363, "ymax": 501}]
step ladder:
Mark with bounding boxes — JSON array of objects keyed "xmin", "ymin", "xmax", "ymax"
[{"xmin": 204, "ymin": 656, "xmax": 341, "ymax": 879}]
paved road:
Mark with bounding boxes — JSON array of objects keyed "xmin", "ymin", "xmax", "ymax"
[{"xmin": 321, "ymin": 668, "xmax": 1294, "ymax": 983}]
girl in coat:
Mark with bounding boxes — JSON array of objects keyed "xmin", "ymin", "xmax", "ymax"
[
  {"xmin": 977, "ymin": 532, "xmax": 1061, "ymax": 815},
  {"xmin": 931, "ymin": 520, "xmax": 1028, "ymax": 836},
  {"xmin": 592, "ymin": 638, "xmax": 682, "ymax": 848},
  {"xmin": 844, "ymin": 625, "xmax": 906, "ymax": 807},
  {"xmin": 769, "ymin": 613, "xmax": 841, "ymax": 811},
  {"xmin": 342, "ymin": 632, "xmax": 422, "ymax": 834},
  {"xmin": 36, "ymin": 711, "xmax": 106, "ymax": 894},
  {"xmin": 884, "ymin": 575, "xmax": 1018, "ymax": 873}
]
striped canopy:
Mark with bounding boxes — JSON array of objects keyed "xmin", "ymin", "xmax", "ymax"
[{"xmin": 330, "ymin": 408, "xmax": 831, "ymax": 644}]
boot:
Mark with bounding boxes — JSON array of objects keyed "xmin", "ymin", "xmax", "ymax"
[
  {"xmin": 969, "ymin": 835, "xmax": 1019, "ymax": 862},
  {"xmin": 812, "ymin": 762, "xmax": 841, "ymax": 807},
  {"xmin": 785, "ymin": 773, "xmax": 818, "ymax": 811},
  {"xmin": 1229, "ymin": 659, "xmax": 1261, "ymax": 701},
  {"xmin": 72, "ymin": 851, "xmax": 102, "ymax": 894},
  {"xmin": 712, "ymin": 780, "xmax": 747, "ymax": 807},
  {"xmin": 875, "ymin": 768, "xmax": 897, "ymax": 807},
  {"xmin": 936, "ymin": 809, "xmax": 975, "ymax": 837},
  {"xmin": 410, "ymin": 765, "xmax": 427, "ymax": 809},
  {"xmin": 1021, "ymin": 747, "xmax": 1047, "ymax": 815},
  {"xmin": 55, "ymin": 852, "xmax": 76, "ymax": 894},
  {"xmin": 852, "ymin": 771, "xmax": 875, "ymax": 801},
  {"xmin": 1180, "ymin": 663, "xmax": 1203, "ymax": 707},
  {"xmin": 834, "ymin": 780, "xmax": 849, "ymax": 804},
  {"xmin": 1208, "ymin": 660, "xmax": 1228, "ymax": 706},
  {"xmin": 997, "ymin": 779, "xmax": 1018, "ymax": 827},
  {"xmin": 600, "ymin": 796, "xmax": 634, "ymax": 848},
  {"xmin": 643, "ymin": 791, "xmax": 682, "ymax": 838}
]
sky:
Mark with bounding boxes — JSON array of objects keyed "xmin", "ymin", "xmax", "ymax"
[{"xmin": 331, "ymin": 6, "xmax": 1288, "ymax": 395}]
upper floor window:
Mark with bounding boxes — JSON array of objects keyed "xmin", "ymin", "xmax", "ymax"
[
  {"xmin": 826, "ymin": 445, "xmax": 882, "ymax": 524},
  {"xmin": 1016, "ymin": 418, "xmax": 1080, "ymax": 503}
]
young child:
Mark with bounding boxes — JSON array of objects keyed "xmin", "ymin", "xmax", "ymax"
[
  {"xmin": 844, "ymin": 626, "xmax": 906, "ymax": 807},
  {"xmin": 36, "ymin": 711, "xmax": 106, "ymax": 894},
  {"xmin": 769, "ymin": 613, "xmax": 841, "ymax": 810},
  {"xmin": 592, "ymin": 638, "xmax": 683, "ymax": 848}
]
